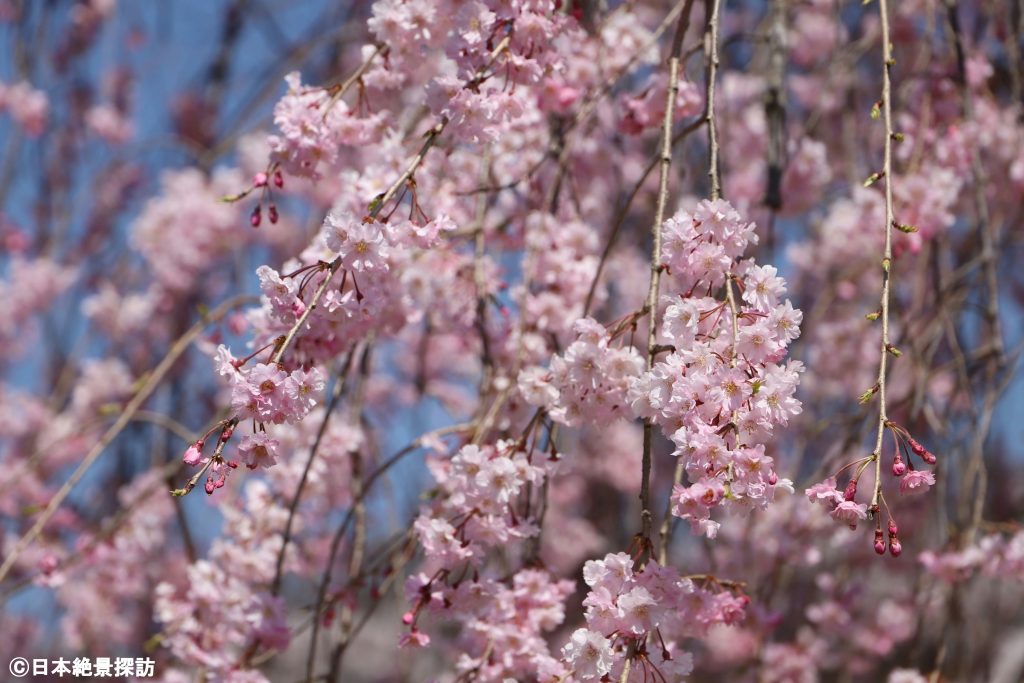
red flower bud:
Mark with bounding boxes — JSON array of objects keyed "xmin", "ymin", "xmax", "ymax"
[
  {"xmin": 273, "ymin": 170, "xmax": 284, "ymax": 188},
  {"xmin": 250, "ymin": 206, "xmax": 262, "ymax": 228},
  {"xmin": 843, "ymin": 479, "xmax": 858, "ymax": 501},
  {"xmin": 268, "ymin": 204, "xmax": 279, "ymax": 224},
  {"xmin": 888, "ymin": 519, "xmax": 899, "ymax": 535}
]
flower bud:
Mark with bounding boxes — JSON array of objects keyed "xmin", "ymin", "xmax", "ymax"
[
  {"xmin": 250, "ymin": 206, "xmax": 262, "ymax": 228},
  {"xmin": 888, "ymin": 519, "xmax": 899, "ymax": 535},
  {"xmin": 892, "ymin": 456, "xmax": 906, "ymax": 476},
  {"xmin": 183, "ymin": 441, "xmax": 204, "ymax": 466},
  {"xmin": 768, "ymin": 471, "xmax": 778, "ymax": 486},
  {"xmin": 268, "ymin": 204, "xmax": 279, "ymax": 224},
  {"xmin": 253, "ymin": 172, "xmax": 268, "ymax": 187},
  {"xmin": 39, "ymin": 554, "xmax": 59, "ymax": 574},
  {"xmin": 874, "ymin": 531, "xmax": 886, "ymax": 555},
  {"xmin": 273, "ymin": 170, "xmax": 284, "ymax": 188},
  {"xmin": 889, "ymin": 538, "xmax": 902, "ymax": 557},
  {"xmin": 908, "ymin": 438, "xmax": 926, "ymax": 456},
  {"xmin": 921, "ymin": 450, "xmax": 937, "ymax": 465},
  {"xmin": 402, "ymin": 611, "xmax": 415, "ymax": 626},
  {"xmin": 843, "ymin": 479, "xmax": 858, "ymax": 501},
  {"xmin": 204, "ymin": 478, "xmax": 215, "ymax": 495}
]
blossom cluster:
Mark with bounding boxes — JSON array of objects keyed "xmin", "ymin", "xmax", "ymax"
[
  {"xmin": 563, "ymin": 552, "xmax": 747, "ymax": 680},
  {"xmin": 519, "ymin": 317, "xmax": 644, "ymax": 427},
  {"xmin": 268, "ymin": 72, "xmax": 387, "ymax": 180},
  {"xmin": 414, "ymin": 441, "xmax": 547, "ymax": 568},
  {"xmin": 630, "ymin": 199, "xmax": 803, "ymax": 537},
  {"xmin": 805, "ymin": 425, "xmax": 938, "ymax": 555},
  {"xmin": 920, "ymin": 529, "xmax": 1024, "ymax": 583},
  {"xmin": 0, "ymin": 80, "xmax": 49, "ymax": 135},
  {"xmin": 401, "ymin": 440, "xmax": 572, "ymax": 679}
]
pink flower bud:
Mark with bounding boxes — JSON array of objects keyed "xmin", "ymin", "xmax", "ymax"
[
  {"xmin": 908, "ymin": 438, "xmax": 926, "ymax": 456},
  {"xmin": 268, "ymin": 204, "xmax": 279, "ymax": 224},
  {"xmin": 889, "ymin": 538, "xmax": 902, "ymax": 557},
  {"xmin": 892, "ymin": 456, "xmax": 906, "ymax": 476},
  {"xmin": 204, "ymin": 479, "xmax": 215, "ymax": 495},
  {"xmin": 273, "ymin": 170, "xmax": 284, "ymax": 188},
  {"xmin": 183, "ymin": 441, "xmax": 204, "ymax": 466},
  {"xmin": 921, "ymin": 450, "xmax": 937, "ymax": 465},
  {"xmin": 888, "ymin": 519, "xmax": 899, "ymax": 535},
  {"xmin": 874, "ymin": 531, "xmax": 886, "ymax": 555},
  {"xmin": 250, "ymin": 206, "xmax": 262, "ymax": 228},
  {"xmin": 253, "ymin": 172, "xmax": 268, "ymax": 187},
  {"xmin": 768, "ymin": 471, "xmax": 778, "ymax": 486},
  {"xmin": 402, "ymin": 611, "xmax": 415, "ymax": 625},
  {"xmin": 843, "ymin": 479, "xmax": 858, "ymax": 501},
  {"xmin": 39, "ymin": 554, "xmax": 59, "ymax": 574}
]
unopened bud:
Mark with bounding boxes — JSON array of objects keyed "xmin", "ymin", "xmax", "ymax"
[
  {"xmin": 843, "ymin": 479, "xmax": 858, "ymax": 502},
  {"xmin": 888, "ymin": 519, "xmax": 899, "ymax": 535},
  {"xmin": 204, "ymin": 479, "xmax": 215, "ymax": 495},
  {"xmin": 892, "ymin": 456, "xmax": 906, "ymax": 476},
  {"xmin": 768, "ymin": 471, "xmax": 778, "ymax": 486},
  {"xmin": 268, "ymin": 204, "xmax": 279, "ymax": 224},
  {"xmin": 908, "ymin": 438, "xmax": 926, "ymax": 456},
  {"xmin": 889, "ymin": 538, "xmax": 902, "ymax": 557},
  {"xmin": 250, "ymin": 206, "xmax": 262, "ymax": 228},
  {"xmin": 273, "ymin": 170, "xmax": 284, "ymax": 188},
  {"xmin": 402, "ymin": 611, "xmax": 415, "ymax": 626},
  {"xmin": 253, "ymin": 172, "xmax": 268, "ymax": 187},
  {"xmin": 874, "ymin": 531, "xmax": 886, "ymax": 555}
]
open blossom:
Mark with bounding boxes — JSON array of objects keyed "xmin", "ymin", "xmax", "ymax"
[
  {"xmin": 899, "ymin": 469, "xmax": 935, "ymax": 495},
  {"xmin": 805, "ymin": 478, "xmax": 844, "ymax": 507},
  {"xmin": 324, "ymin": 211, "xmax": 389, "ymax": 273},
  {"xmin": 562, "ymin": 628, "xmax": 613, "ymax": 680},
  {"xmin": 237, "ymin": 432, "xmax": 280, "ymax": 469},
  {"xmin": 830, "ymin": 500, "xmax": 868, "ymax": 526}
]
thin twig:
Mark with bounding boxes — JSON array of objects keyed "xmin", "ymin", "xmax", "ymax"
[
  {"xmin": 870, "ymin": 0, "xmax": 896, "ymax": 511},
  {"xmin": 637, "ymin": 0, "xmax": 697, "ymax": 565}
]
